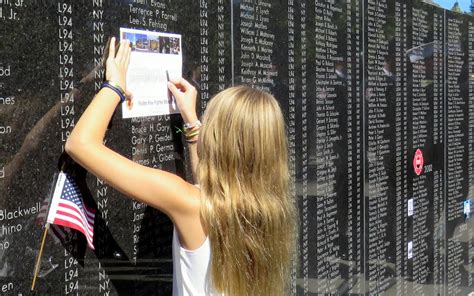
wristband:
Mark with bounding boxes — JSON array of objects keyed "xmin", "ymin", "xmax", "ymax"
[{"xmin": 102, "ymin": 81, "xmax": 127, "ymax": 103}]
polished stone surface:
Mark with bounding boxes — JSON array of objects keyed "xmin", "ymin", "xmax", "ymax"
[{"xmin": 0, "ymin": 0, "xmax": 473, "ymax": 294}]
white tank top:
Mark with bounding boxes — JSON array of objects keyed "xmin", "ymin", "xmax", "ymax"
[{"xmin": 172, "ymin": 227, "xmax": 221, "ymax": 295}]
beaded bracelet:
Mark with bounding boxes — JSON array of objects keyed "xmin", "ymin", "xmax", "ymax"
[
  {"xmin": 102, "ymin": 81, "xmax": 127, "ymax": 103},
  {"xmin": 183, "ymin": 120, "xmax": 202, "ymax": 132}
]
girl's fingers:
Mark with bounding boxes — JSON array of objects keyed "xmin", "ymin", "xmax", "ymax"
[
  {"xmin": 121, "ymin": 40, "xmax": 131, "ymax": 65},
  {"xmin": 167, "ymin": 82, "xmax": 181, "ymax": 97},
  {"xmin": 124, "ymin": 43, "xmax": 131, "ymax": 69},
  {"xmin": 125, "ymin": 90, "xmax": 133, "ymax": 99},
  {"xmin": 178, "ymin": 78, "xmax": 195, "ymax": 91},
  {"xmin": 116, "ymin": 40, "xmax": 127, "ymax": 62},
  {"xmin": 168, "ymin": 80, "xmax": 183, "ymax": 91},
  {"xmin": 108, "ymin": 37, "xmax": 116, "ymax": 61},
  {"xmin": 169, "ymin": 78, "xmax": 194, "ymax": 92},
  {"xmin": 169, "ymin": 78, "xmax": 186, "ymax": 89}
]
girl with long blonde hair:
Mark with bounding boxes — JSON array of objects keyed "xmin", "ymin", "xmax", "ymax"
[{"xmin": 66, "ymin": 38, "xmax": 297, "ymax": 295}]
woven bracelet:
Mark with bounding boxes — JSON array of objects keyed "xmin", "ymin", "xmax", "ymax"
[{"xmin": 185, "ymin": 130, "xmax": 200, "ymax": 139}]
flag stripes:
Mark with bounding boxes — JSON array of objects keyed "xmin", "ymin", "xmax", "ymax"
[
  {"xmin": 47, "ymin": 172, "xmax": 96, "ymax": 250},
  {"xmin": 54, "ymin": 201, "xmax": 95, "ymax": 249}
]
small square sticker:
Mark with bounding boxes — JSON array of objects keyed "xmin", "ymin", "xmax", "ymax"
[
  {"xmin": 408, "ymin": 198, "xmax": 414, "ymax": 217},
  {"xmin": 408, "ymin": 241, "xmax": 413, "ymax": 259}
]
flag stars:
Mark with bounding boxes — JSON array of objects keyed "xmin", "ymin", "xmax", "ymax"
[{"xmin": 62, "ymin": 177, "xmax": 85, "ymax": 210}]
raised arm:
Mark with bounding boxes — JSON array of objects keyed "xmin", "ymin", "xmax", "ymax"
[
  {"xmin": 65, "ymin": 38, "xmax": 200, "ymax": 223},
  {"xmin": 167, "ymin": 79, "xmax": 199, "ymax": 183}
]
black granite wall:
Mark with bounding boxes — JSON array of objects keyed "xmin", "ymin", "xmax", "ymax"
[{"xmin": 0, "ymin": 0, "xmax": 473, "ymax": 295}]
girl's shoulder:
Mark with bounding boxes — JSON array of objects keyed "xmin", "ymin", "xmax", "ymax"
[{"xmin": 172, "ymin": 184, "xmax": 205, "ymax": 251}]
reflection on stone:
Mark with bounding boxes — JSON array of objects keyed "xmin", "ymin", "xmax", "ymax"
[{"xmin": 0, "ymin": 0, "xmax": 473, "ymax": 294}]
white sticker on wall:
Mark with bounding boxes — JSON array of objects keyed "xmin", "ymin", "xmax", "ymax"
[
  {"xmin": 408, "ymin": 198, "xmax": 414, "ymax": 217},
  {"xmin": 408, "ymin": 241, "xmax": 413, "ymax": 259},
  {"xmin": 464, "ymin": 199, "xmax": 471, "ymax": 215}
]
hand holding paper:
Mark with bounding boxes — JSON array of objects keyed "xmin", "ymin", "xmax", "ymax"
[
  {"xmin": 106, "ymin": 37, "xmax": 131, "ymax": 92},
  {"xmin": 167, "ymin": 78, "xmax": 198, "ymax": 124}
]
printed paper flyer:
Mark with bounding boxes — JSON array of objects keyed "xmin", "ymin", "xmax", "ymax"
[{"xmin": 120, "ymin": 28, "xmax": 182, "ymax": 118}]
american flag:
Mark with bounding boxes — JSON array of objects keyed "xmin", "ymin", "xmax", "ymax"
[
  {"xmin": 36, "ymin": 198, "xmax": 71, "ymax": 245},
  {"xmin": 46, "ymin": 172, "xmax": 95, "ymax": 250}
]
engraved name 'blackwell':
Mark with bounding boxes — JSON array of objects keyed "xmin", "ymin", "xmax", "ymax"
[{"xmin": 0, "ymin": 202, "xmax": 41, "ymax": 221}]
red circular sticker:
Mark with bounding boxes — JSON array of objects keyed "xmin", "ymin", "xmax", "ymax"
[{"xmin": 413, "ymin": 149, "xmax": 424, "ymax": 176}]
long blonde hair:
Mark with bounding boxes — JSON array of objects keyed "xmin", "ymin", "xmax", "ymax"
[{"xmin": 197, "ymin": 86, "xmax": 297, "ymax": 296}]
